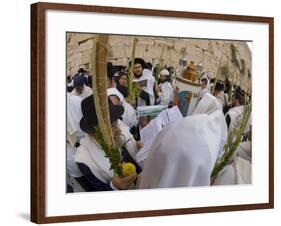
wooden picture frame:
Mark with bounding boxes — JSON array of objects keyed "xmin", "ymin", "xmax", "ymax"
[{"xmin": 31, "ymin": 2, "xmax": 274, "ymax": 224}]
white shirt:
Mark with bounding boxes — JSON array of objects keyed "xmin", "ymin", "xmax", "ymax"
[{"xmin": 157, "ymin": 81, "xmax": 174, "ymax": 106}]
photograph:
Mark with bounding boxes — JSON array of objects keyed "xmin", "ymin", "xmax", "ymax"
[
  {"xmin": 31, "ymin": 2, "xmax": 273, "ymax": 222},
  {"xmin": 66, "ymin": 33, "xmax": 252, "ymax": 193}
]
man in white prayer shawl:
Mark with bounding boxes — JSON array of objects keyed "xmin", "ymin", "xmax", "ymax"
[
  {"xmin": 193, "ymin": 92, "xmax": 222, "ymax": 115},
  {"xmin": 66, "ymin": 93, "xmax": 85, "ymax": 192},
  {"xmin": 137, "ymin": 101, "xmax": 227, "ymax": 189},
  {"xmin": 193, "ymin": 92, "xmax": 227, "ymax": 155},
  {"xmin": 70, "ymin": 75, "xmax": 93, "ymax": 100},
  {"xmin": 198, "ymin": 78, "xmax": 210, "ymax": 101},
  {"xmin": 214, "ymin": 82, "xmax": 226, "ymax": 110},
  {"xmin": 225, "ymin": 91, "xmax": 244, "ymax": 131},
  {"xmin": 192, "ymin": 93, "xmax": 227, "ymax": 161},
  {"xmin": 131, "ymin": 58, "xmax": 155, "ymax": 106},
  {"xmin": 107, "ymin": 88, "xmax": 144, "ymax": 163},
  {"xmin": 74, "ymin": 95, "xmax": 138, "ymax": 191},
  {"xmin": 155, "ymin": 69, "xmax": 174, "ymax": 106},
  {"xmin": 107, "ymin": 88, "xmax": 138, "ymax": 128},
  {"xmin": 67, "ymin": 94, "xmax": 84, "ymax": 173}
]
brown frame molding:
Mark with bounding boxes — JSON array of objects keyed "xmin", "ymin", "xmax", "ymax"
[{"xmin": 31, "ymin": 2, "xmax": 274, "ymax": 224}]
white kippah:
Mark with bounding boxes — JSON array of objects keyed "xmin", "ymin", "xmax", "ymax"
[{"xmin": 160, "ymin": 69, "xmax": 170, "ymax": 76}]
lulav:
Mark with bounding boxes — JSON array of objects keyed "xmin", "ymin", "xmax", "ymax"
[
  {"xmin": 127, "ymin": 37, "xmax": 137, "ymax": 104},
  {"xmin": 91, "ymin": 35, "xmax": 123, "ymax": 176},
  {"xmin": 91, "ymin": 34, "xmax": 115, "ymax": 148}
]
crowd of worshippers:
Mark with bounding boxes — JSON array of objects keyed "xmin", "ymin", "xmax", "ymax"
[{"xmin": 66, "ymin": 57, "xmax": 252, "ymax": 192}]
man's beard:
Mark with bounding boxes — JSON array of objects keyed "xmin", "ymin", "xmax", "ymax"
[
  {"xmin": 158, "ymin": 78, "xmax": 169, "ymax": 84},
  {"xmin": 134, "ymin": 72, "xmax": 142, "ymax": 78}
]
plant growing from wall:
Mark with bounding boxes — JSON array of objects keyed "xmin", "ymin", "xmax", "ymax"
[
  {"xmin": 220, "ymin": 65, "xmax": 230, "ymax": 81},
  {"xmin": 230, "ymin": 44, "xmax": 246, "ymax": 75},
  {"xmin": 230, "ymin": 44, "xmax": 239, "ymax": 68},
  {"xmin": 240, "ymin": 59, "xmax": 246, "ymax": 74},
  {"xmin": 247, "ymin": 69, "xmax": 251, "ymax": 79}
]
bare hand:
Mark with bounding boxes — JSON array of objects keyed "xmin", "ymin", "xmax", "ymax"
[
  {"xmin": 127, "ymin": 99, "xmax": 136, "ymax": 107},
  {"xmin": 155, "ymin": 85, "xmax": 160, "ymax": 94},
  {"xmin": 136, "ymin": 84, "xmax": 143, "ymax": 93},
  {"xmin": 112, "ymin": 173, "xmax": 137, "ymax": 190},
  {"xmin": 136, "ymin": 141, "xmax": 144, "ymax": 151}
]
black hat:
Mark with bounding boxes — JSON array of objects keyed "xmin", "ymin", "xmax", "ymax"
[
  {"xmin": 214, "ymin": 82, "xmax": 224, "ymax": 91},
  {"xmin": 77, "ymin": 68, "xmax": 87, "ymax": 73},
  {"xmin": 79, "ymin": 95, "xmax": 124, "ymax": 134},
  {"xmin": 129, "ymin": 58, "xmax": 145, "ymax": 68},
  {"xmin": 145, "ymin": 62, "xmax": 153, "ymax": 70},
  {"xmin": 107, "ymin": 62, "xmax": 114, "ymax": 80},
  {"xmin": 73, "ymin": 75, "xmax": 85, "ymax": 88},
  {"xmin": 234, "ymin": 91, "xmax": 245, "ymax": 105}
]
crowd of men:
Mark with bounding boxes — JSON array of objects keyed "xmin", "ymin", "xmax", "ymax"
[{"xmin": 66, "ymin": 57, "xmax": 252, "ymax": 192}]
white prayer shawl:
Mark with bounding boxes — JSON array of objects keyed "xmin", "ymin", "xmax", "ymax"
[
  {"xmin": 202, "ymin": 75, "xmax": 211, "ymax": 92},
  {"xmin": 118, "ymin": 120, "xmax": 138, "ymax": 161},
  {"xmin": 67, "ymin": 110, "xmax": 76, "ymax": 147},
  {"xmin": 66, "ymin": 94, "xmax": 84, "ymax": 177},
  {"xmin": 135, "ymin": 69, "xmax": 155, "ymax": 106},
  {"xmin": 67, "ymin": 94, "xmax": 84, "ymax": 146},
  {"xmin": 107, "ymin": 88, "xmax": 138, "ymax": 128},
  {"xmin": 192, "ymin": 93, "xmax": 227, "ymax": 161},
  {"xmin": 193, "ymin": 93, "xmax": 222, "ymax": 115},
  {"xmin": 236, "ymin": 141, "xmax": 252, "ymax": 162},
  {"xmin": 224, "ymin": 93, "xmax": 230, "ymax": 105},
  {"xmin": 70, "ymin": 84, "xmax": 93, "ymax": 100},
  {"xmin": 225, "ymin": 105, "xmax": 244, "ymax": 132},
  {"xmin": 198, "ymin": 87, "xmax": 210, "ymax": 100},
  {"xmin": 75, "ymin": 135, "xmax": 114, "ymax": 184},
  {"xmin": 215, "ymin": 91, "xmax": 226, "ymax": 110},
  {"xmin": 66, "ymin": 173, "xmax": 84, "ymax": 192},
  {"xmin": 158, "ymin": 81, "xmax": 174, "ymax": 106},
  {"xmin": 122, "ymin": 102, "xmax": 138, "ymax": 128},
  {"xmin": 138, "ymin": 110, "xmax": 226, "ymax": 189},
  {"xmin": 107, "ymin": 87, "xmax": 125, "ymax": 103},
  {"xmin": 135, "ymin": 106, "xmax": 183, "ymax": 167},
  {"xmin": 213, "ymin": 156, "xmax": 251, "ymax": 185},
  {"xmin": 67, "ymin": 143, "xmax": 83, "ymax": 178}
]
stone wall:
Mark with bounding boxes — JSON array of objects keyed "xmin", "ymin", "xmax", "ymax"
[{"xmin": 66, "ymin": 33, "xmax": 252, "ymax": 91}]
